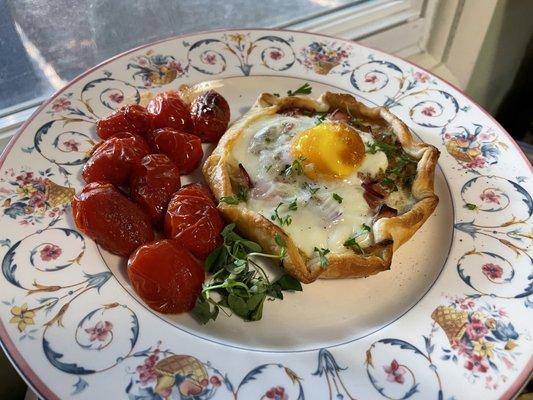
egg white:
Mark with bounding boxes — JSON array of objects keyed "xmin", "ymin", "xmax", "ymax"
[{"xmin": 230, "ymin": 114, "xmax": 389, "ymax": 257}]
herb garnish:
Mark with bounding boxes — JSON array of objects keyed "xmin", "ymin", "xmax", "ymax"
[
  {"xmin": 271, "ymin": 203, "xmax": 292, "ymax": 226},
  {"xmin": 315, "ymin": 112, "xmax": 327, "ymax": 124},
  {"xmin": 350, "ymin": 117, "xmax": 364, "ymax": 126},
  {"xmin": 274, "ymin": 233, "xmax": 287, "ymax": 258},
  {"xmin": 219, "ymin": 187, "xmax": 248, "ymax": 205},
  {"xmin": 280, "ymin": 156, "xmax": 305, "ymax": 177},
  {"xmin": 314, "ymin": 247, "xmax": 330, "ymax": 268},
  {"xmin": 367, "ymin": 140, "xmax": 398, "ymax": 156},
  {"xmin": 465, "ymin": 203, "xmax": 477, "ymax": 210},
  {"xmin": 343, "ymin": 224, "xmax": 372, "ymax": 254},
  {"xmin": 287, "ymin": 83, "xmax": 312, "ymax": 96},
  {"xmin": 192, "ymin": 224, "xmax": 302, "ymax": 324},
  {"xmin": 333, "ymin": 193, "xmax": 343, "ymax": 203},
  {"xmin": 303, "ymin": 182, "xmax": 319, "ymax": 195},
  {"xmin": 288, "ymin": 199, "xmax": 298, "ymax": 211}
]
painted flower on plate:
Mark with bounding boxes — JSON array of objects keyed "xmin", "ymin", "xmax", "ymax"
[
  {"xmin": 40, "ymin": 244, "xmax": 62, "ymax": 261},
  {"xmin": 51, "ymin": 97, "xmax": 71, "ymax": 112},
  {"xmin": 85, "ymin": 320, "xmax": 113, "ymax": 342},
  {"xmin": 264, "ymin": 386, "xmax": 288, "ymax": 400},
  {"xmin": 62, "ymin": 138, "xmax": 80, "ymax": 152},
  {"xmin": 383, "ymin": 359, "xmax": 406, "ymax": 384},
  {"xmin": 10, "ymin": 303, "xmax": 35, "ymax": 332},
  {"xmin": 465, "ymin": 318, "xmax": 488, "ymax": 341},
  {"xmin": 481, "ymin": 263, "xmax": 503, "ymax": 280},
  {"xmin": 480, "ymin": 190, "xmax": 501, "ymax": 204}
]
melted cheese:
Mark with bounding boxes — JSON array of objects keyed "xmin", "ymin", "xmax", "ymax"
[{"xmin": 231, "ymin": 113, "xmax": 394, "ymax": 257}]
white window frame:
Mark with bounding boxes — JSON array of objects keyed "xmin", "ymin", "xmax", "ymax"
[{"xmin": 0, "ymin": 0, "xmax": 496, "ymax": 146}]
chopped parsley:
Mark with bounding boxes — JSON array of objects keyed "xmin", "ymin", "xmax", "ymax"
[
  {"xmin": 343, "ymin": 224, "xmax": 372, "ymax": 254},
  {"xmin": 287, "ymin": 83, "xmax": 312, "ymax": 96},
  {"xmin": 303, "ymin": 182, "xmax": 319, "ymax": 195},
  {"xmin": 350, "ymin": 117, "xmax": 364, "ymax": 126},
  {"xmin": 465, "ymin": 203, "xmax": 477, "ymax": 210},
  {"xmin": 314, "ymin": 247, "xmax": 330, "ymax": 268},
  {"xmin": 274, "ymin": 233, "xmax": 287, "ymax": 259},
  {"xmin": 219, "ymin": 188, "xmax": 247, "ymax": 205},
  {"xmin": 271, "ymin": 203, "xmax": 292, "ymax": 226},
  {"xmin": 288, "ymin": 199, "xmax": 298, "ymax": 211},
  {"xmin": 333, "ymin": 193, "xmax": 343, "ymax": 203},
  {"xmin": 281, "ymin": 157, "xmax": 305, "ymax": 177},
  {"xmin": 315, "ymin": 112, "xmax": 327, "ymax": 124},
  {"xmin": 367, "ymin": 140, "xmax": 398, "ymax": 156}
]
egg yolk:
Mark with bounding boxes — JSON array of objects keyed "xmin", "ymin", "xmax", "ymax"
[{"xmin": 290, "ymin": 122, "xmax": 366, "ymax": 180}]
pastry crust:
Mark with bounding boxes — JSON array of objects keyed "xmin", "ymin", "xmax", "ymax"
[{"xmin": 203, "ymin": 92, "xmax": 439, "ymax": 283}]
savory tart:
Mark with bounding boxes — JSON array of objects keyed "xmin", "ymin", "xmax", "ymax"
[{"xmin": 203, "ymin": 91, "xmax": 439, "ymax": 283}]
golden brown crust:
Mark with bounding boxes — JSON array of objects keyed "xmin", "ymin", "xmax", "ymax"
[{"xmin": 203, "ymin": 92, "xmax": 440, "ymax": 283}]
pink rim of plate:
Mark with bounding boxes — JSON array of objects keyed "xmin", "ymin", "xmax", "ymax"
[{"xmin": 0, "ymin": 28, "xmax": 531, "ymax": 400}]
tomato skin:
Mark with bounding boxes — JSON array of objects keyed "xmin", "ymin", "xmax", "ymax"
[
  {"xmin": 147, "ymin": 91, "xmax": 192, "ymax": 132},
  {"xmin": 190, "ymin": 90, "xmax": 230, "ymax": 142},
  {"xmin": 177, "ymin": 183, "xmax": 216, "ymax": 205},
  {"xmin": 165, "ymin": 185, "xmax": 223, "ymax": 259},
  {"xmin": 72, "ymin": 182, "xmax": 154, "ymax": 257},
  {"xmin": 129, "ymin": 154, "xmax": 181, "ymax": 225},
  {"xmin": 82, "ymin": 132, "xmax": 151, "ymax": 185},
  {"xmin": 96, "ymin": 104, "xmax": 151, "ymax": 139},
  {"xmin": 145, "ymin": 128, "xmax": 203, "ymax": 174},
  {"xmin": 127, "ymin": 239, "xmax": 205, "ymax": 314}
]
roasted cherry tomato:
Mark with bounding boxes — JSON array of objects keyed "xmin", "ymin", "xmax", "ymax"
[
  {"xmin": 146, "ymin": 128, "xmax": 203, "ymax": 174},
  {"xmin": 165, "ymin": 185, "xmax": 223, "ymax": 259},
  {"xmin": 127, "ymin": 239, "xmax": 204, "ymax": 314},
  {"xmin": 96, "ymin": 104, "xmax": 151, "ymax": 139},
  {"xmin": 72, "ymin": 182, "xmax": 154, "ymax": 257},
  {"xmin": 190, "ymin": 90, "xmax": 230, "ymax": 142},
  {"xmin": 82, "ymin": 132, "xmax": 151, "ymax": 185},
  {"xmin": 129, "ymin": 154, "xmax": 181, "ymax": 225},
  {"xmin": 147, "ymin": 91, "xmax": 192, "ymax": 132},
  {"xmin": 176, "ymin": 182, "xmax": 216, "ymax": 205}
]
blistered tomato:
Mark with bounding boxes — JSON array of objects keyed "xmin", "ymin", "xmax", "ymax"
[
  {"xmin": 71, "ymin": 182, "xmax": 154, "ymax": 257},
  {"xmin": 129, "ymin": 154, "xmax": 181, "ymax": 225},
  {"xmin": 96, "ymin": 104, "xmax": 151, "ymax": 139},
  {"xmin": 127, "ymin": 239, "xmax": 205, "ymax": 314},
  {"xmin": 147, "ymin": 91, "xmax": 192, "ymax": 132},
  {"xmin": 165, "ymin": 184, "xmax": 223, "ymax": 259},
  {"xmin": 82, "ymin": 132, "xmax": 151, "ymax": 185},
  {"xmin": 145, "ymin": 128, "xmax": 203, "ymax": 174},
  {"xmin": 190, "ymin": 90, "xmax": 230, "ymax": 142}
]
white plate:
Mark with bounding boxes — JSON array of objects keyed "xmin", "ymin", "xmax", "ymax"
[{"xmin": 0, "ymin": 29, "xmax": 531, "ymax": 400}]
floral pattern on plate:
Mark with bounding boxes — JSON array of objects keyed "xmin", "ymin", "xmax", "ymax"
[{"xmin": 0, "ymin": 29, "xmax": 531, "ymax": 400}]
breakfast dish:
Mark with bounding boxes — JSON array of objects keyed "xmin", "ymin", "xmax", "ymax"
[
  {"xmin": 204, "ymin": 90, "xmax": 440, "ymax": 282},
  {"xmin": 0, "ymin": 30, "xmax": 531, "ymax": 400}
]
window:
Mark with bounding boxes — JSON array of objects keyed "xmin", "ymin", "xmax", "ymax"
[{"xmin": 0, "ymin": 0, "xmax": 443, "ymax": 144}]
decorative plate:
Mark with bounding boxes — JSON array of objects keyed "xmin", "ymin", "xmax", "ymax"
[{"xmin": 0, "ymin": 29, "xmax": 531, "ymax": 400}]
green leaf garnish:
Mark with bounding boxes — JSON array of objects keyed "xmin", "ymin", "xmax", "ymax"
[
  {"xmin": 280, "ymin": 157, "xmax": 305, "ymax": 177},
  {"xmin": 287, "ymin": 83, "xmax": 312, "ymax": 96},
  {"xmin": 219, "ymin": 187, "xmax": 247, "ymax": 205},
  {"xmin": 361, "ymin": 223, "xmax": 371, "ymax": 232},
  {"xmin": 288, "ymin": 199, "xmax": 298, "ymax": 211},
  {"xmin": 192, "ymin": 224, "xmax": 300, "ymax": 324},
  {"xmin": 350, "ymin": 117, "xmax": 364, "ymax": 126},
  {"xmin": 333, "ymin": 193, "xmax": 343, "ymax": 203},
  {"xmin": 314, "ymin": 247, "xmax": 330, "ymax": 268},
  {"xmin": 303, "ymin": 182, "xmax": 319, "ymax": 195},
  {"xmin": 465, "ymin": 203, "xmax": 477, "ymax": 210},
  {"xmin": 315, "ymin": 112, "xmax": 327, "ymax": 124},
  {"xmin": 271, "ymin": 203, "xmax": 292, "ymax": 226},
  {"xmin": 274, "ymin": 233, "xmax": 287, "ymax": 259}
]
